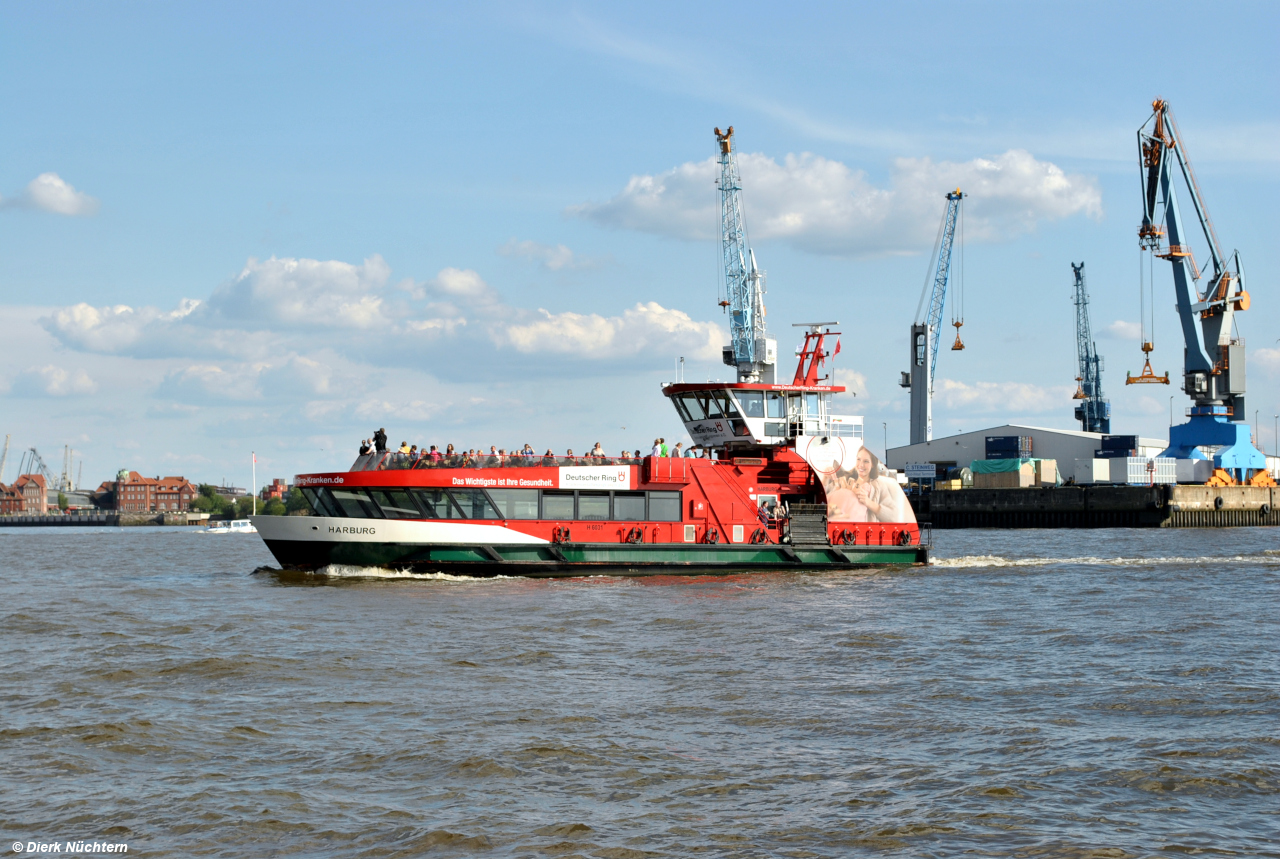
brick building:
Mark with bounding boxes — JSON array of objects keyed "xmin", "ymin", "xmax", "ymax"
[
  {"xmin": 0, "ymin": 482, "xmax": 23, "ymax": 514},
  {"xmin": 2, "ymin": 474, "xmax": 49, "ymax": 514},
  {"xmin": 101, "ymin": 471, "xmax": 199, "ymax": 512}
]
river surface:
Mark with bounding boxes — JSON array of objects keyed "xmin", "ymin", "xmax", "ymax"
[{"xmin": 1, "ymin": 526, "xmax": 1277, "ymax": 857}]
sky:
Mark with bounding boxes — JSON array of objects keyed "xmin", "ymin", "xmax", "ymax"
[{"xmin": 2, "ymin": 1, "xmax": 1278, "ymax": 490}]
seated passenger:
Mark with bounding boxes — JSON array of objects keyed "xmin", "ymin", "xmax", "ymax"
[{"xmin": 543, "ymin": 448, "xmax": 556, "ymax": 466}]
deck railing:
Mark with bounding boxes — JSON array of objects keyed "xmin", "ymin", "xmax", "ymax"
[{"xmin": 349, "ymin": 452, "xmax": 675, "ymax": 472}]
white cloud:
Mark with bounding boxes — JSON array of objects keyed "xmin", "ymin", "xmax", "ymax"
[
  {"xmin": 206, "ymin": 255, "xmax": 392, "ymax": 329},
  {"xmin": 44, "ymin": 257, "xmax": 728, "ymax": 370},
  {"xmin": 499, "ymin": 239, "xmax": 603, "ymax": 271},
  {"xmin": 42, "ymin": 300, "xmax": 202, "ymax": 354},
  {"xmin": 833, "ymin": 368, "xmax": 868, "ymax": 397},
  {"xmin": 935, "ymin": 379, "xmax": 1075, "ymax": 414},
  {"xmin": 1104, "ymin": 320, "xmax": 1143, "ymax": 340},
  {"xmin": 0, "ymin": 173, "xmax": 100, "ymax": 216},
  {"xmin": 502, "ymin": 301, "xmax": 724, "ymax": 360},
  {"xmin": 572, "ymin": 149, "xmax": 1101, "ymax": 256},
  {"xmin": 1253, "ymin": 347, "xmax": 1280, "ymax": 376},
  {"xmin": 12, "ymin": 365, "xmax": 98, "ymax": 397}
]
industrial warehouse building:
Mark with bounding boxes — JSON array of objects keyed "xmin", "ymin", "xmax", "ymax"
[{"xmin": 885, "ymin": 425, "xmax": 1167, "ymax": 478}]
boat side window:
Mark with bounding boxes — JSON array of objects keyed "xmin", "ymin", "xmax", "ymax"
[
  {"xmin": 369, "ymin": 489, "xmax": 422, "ymax": 520},
  {"xmin": 716, "ymin": 391, "xmax": 741, "ymax": 417},
  {"xmin": 697, "ymin": 392, "xmax": 723, "ymax": 418},
  {"xmin": 488, "ymin": 488, "xmax": 539, "ymax": 519},
  {"xmin": 766, "ymin": 392, "xmax": 786, "ymax": 418},
  {"xmin": 613, "ymin": 491, "xmax": 646, "ymax": 521},
  {"xmin": 805, "ymin": 393, "xmax": 821, "ymax": 417},
  {"xmin": 542, "ymin": 491, "xmax": 574, "ymax": 520},
  {"xmin": 301, "ymin": 487, "xmax": 342, "ymax": 517},
  {"xmin": 410, "ymin": 488, "xmax": 456, "ymax": 519},
  {"xmin": 577, "ymin": 491, "xmax": 610, "ymax": 520},
  {"xmin": 329, "ymin": 488, "xmax": 385, "ymax": 519},
  {"xmin": 787, "ymin": 394, "xmax": 803, "ymax": 416},
  {"xmin": 678, "ymin": 394, "xmax": 707, "ymax": 420},
  {"xmin": 648, "ymin": 490, "xmax": 681, "ymax": 522},
  {"xmin": 449, "ymin": 488, "xmax": 501, "ymax": 519},
  {"xmin": 736, "ymin": 391, "xmax": 764, "ymax": 417}
]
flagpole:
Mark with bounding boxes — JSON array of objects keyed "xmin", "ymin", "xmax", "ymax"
[{"xmin": 252, "ymin": 452, "xmax": 256, "ymax": 516}]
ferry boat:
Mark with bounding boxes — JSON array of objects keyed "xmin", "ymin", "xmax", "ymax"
[
  {"xmin": 253, "ymin": 126, "xmax": 924, "ymax": 576},
  {"xmin": 253, "ymin": 327, "xmax": 927, "ymax": 576},
  {"xmin": 205, "ymin": 519, "xmax": 258, "ymax": 534}
]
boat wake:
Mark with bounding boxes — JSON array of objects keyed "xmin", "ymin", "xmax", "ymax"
[
  {"xmin": 932, "ymin": 553, "xmax": 1280, "ymax": 569},
  {"xmin": 314, "ymin": 564, "xmax": 512, "ymax": 582}
]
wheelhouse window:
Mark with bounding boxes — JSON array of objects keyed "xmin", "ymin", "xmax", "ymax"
[
  {"xmin": 301, "ymin": 487, "xmax": 342, "ymax": 517},
  {"xmin": 735, "ymin": 391, "xmax": 765, "ymax": 417},
  {"xmin": 766, "ymin": 392, "xmax": 786, "ymax": 418}
]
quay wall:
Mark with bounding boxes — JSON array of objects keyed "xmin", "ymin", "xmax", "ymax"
[
  {"xmin": 0, "ymin": 512, "xmax": 211, "ymax": 527},
  {"xmin": 919, "ymin": 485, "xmax": 1279, "ymax": 529}
]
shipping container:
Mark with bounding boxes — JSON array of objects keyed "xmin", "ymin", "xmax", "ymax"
[
  {"xmin": 1101, "ymin": 435, "xmax": 1138, "ymax": 451},
  {"xmin": 1123, "ymin": 457, "xmax": 1176, "ymax": 485},
  {"xmin": 1073, "ymin": 458, "xmax": 1111, "ymax": 484},
  {"xmin": 1093, "ymin": 449, "xmax": 1133, "ymax": 459}
]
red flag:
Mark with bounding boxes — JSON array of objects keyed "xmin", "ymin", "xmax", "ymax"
[{"xmin": 833, "ymin": 338, "xmax": 842, "ymax": 357}]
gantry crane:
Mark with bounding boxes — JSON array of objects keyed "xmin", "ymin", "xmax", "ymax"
[
  {"xmin": 1136, "ymin": 98, "xmax": 1267, "ymax": 484},
  {"xmin": 900, "ymin": 189, "xmax": 965, "ymax": 444},
  {"xmin": 714, "ymin": 126, "xmax": 777, "ymax": 383},
  {"xmin": 1070, "ymin": 262, "xmax": 1110, "ymax": 433},
  {"xmin": 17, "ymin": 447, "xmax": 60, "ymax": 491}
]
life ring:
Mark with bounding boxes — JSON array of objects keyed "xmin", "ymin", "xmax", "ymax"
[
  {"xmin": 703, "ymin": 527, "xmax": 720, "ymax": 544},
  {"xmin": 1214, "ymin": 496, "xmax": 1225, "ymax": 510}
]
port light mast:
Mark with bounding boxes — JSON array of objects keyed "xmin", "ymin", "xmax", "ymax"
[
  {"xmin": 1070, "ymin": 262, "xmax": 1110, "ymax": 433},
  {"xmin": 715, "ymin": 126, "xmax": 775, "ymax": 383},
  {"xmin": 1136, "ymin": 98, "xmax": 1268, "ymax": 484},
  {"xmin": 901, "ymin": 189, "xmax": 965, "ymax": 444}
]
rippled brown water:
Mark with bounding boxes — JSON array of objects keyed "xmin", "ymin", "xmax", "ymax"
[{"xmin": 2, "ymin": 526, "xmax": 1278, "ymax": 857}]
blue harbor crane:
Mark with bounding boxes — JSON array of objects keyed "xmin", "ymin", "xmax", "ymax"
[
  {"xmin": 1135, "ymin": 99, "xmax": 1269, "ymax": 485},
  {"xmin": 1070, "ymin": 262, "xmax": 1110, "ymax": 433},
  {"xmin": 900, "ymin": 189, "xmax": 965, "ymax": 444},
  {"xmin": 715, "ymin": 126, "xmax": 776, "ymax": 383}
]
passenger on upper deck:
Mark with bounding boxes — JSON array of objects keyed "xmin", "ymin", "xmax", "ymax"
[
  {"xmin": 561, "ymin": 448, "xmax": 575, "ymax": 466},
  {"xmin": 651, "ymin": 439, "xmax": 661, "ymax": 457},
  {"xmin": 673, "ymin": 442, "xmax": 684, "ymax": 458},
  {"xmin": 374, "ymin": 428, "xmax": 387, "ymax": 452},
  {"xmin": 428, "ymin": 445, "xmax": 442, "ymax": 465},
  {"xmin": 543, "ymin": 449, "xmax": 556, "ymax": 466}
]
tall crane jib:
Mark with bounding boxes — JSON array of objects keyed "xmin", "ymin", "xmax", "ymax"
[
  {"xmin": 900, "ymin": 189, "xmax": 965, "ymax": 444},
  {"xmin": 1070, "ymin": 263, "xmax": 1110, "ymax": 434},
  {"xmin": 714, "ymin": 127, "xmax": 776, "ymax": 383},
  {"xmin": 1136, "ymin": 98, "xmax": 1268, "ymax": 485}
]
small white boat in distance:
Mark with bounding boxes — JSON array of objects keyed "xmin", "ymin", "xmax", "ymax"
[{"xmin": 205, "ymin": 519, "xmax": 258, "ymax": 534}]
